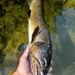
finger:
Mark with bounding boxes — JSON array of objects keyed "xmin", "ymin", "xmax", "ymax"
[
  {"xmin": 22, "ymin": 46, "xmax": 30, "ymax": 58},
  {"xmin": 48, "ymin": 61, "xmax": 52, "ymax": 72},
  {"xmin": 49, "ymin": 67, "xmax": 52, "ymax": 72}
]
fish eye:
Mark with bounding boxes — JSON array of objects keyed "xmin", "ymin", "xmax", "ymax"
[{"xmin": 42, "ymin": 58, "xmax": 47, "ymax": 67}]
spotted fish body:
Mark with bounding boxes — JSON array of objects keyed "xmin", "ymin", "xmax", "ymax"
[{"xmin": 26, "ymin": 0, "xmax": 52, "ymax": 75}]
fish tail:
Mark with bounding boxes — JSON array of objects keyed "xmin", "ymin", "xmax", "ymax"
[
  {"xmin": 26, "ymin": 0, "xmax": 42, "ymax": 9},
  {"xmin": 26, "ymin": 0, "xmax": 33, "ymax": 6}
]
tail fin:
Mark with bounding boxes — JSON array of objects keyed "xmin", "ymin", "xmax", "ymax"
[{"xmin": 26, "ymin": 0, "xmax": 33, "ymax": 6}]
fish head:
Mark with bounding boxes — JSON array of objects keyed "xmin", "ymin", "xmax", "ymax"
[{"xmin": 30, "ymin": 41, "xmax": 52, "ymax": 75}]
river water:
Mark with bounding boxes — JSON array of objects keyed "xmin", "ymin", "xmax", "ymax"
[{"xmin": 50, "ymin": 8, "xmax": 75, "ymax": 75}]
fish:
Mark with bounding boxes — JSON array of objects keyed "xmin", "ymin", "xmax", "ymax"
[{"xmin": 26, "ymin": 0, "xmax": 52, "ymax": 75}]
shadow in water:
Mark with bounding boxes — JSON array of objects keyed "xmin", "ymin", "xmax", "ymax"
[
  {"xmin": 1, "ymin": 69, "xmax": 5, "ymax": 75},
  {"xmin": 52, "ymin": 8, "xmax": 75, "ymax": 75},
  {"xmin": 0, "ymin": 34, "xmax": 7, "ymax": 48},
  {"xmin": 0, "ymin": 34, "xmax": 6, "ymax": 72}
]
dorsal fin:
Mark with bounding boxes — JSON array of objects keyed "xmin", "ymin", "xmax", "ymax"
[{"xmin": 31, "ymin": 26, "xmax": 39, "ymax": 43}]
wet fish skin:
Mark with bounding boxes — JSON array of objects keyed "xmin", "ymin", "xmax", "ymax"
[{"xmin": 26, "ymin": 0, "xmax": 52, "ymax": 75}]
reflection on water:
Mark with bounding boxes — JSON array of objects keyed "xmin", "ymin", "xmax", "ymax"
[{"xmin": 51, "ymin": 8, "xmax": 75, "ymax": 75}]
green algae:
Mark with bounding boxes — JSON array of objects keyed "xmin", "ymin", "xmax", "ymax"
[
  {"xmin": 43, "ymin": 0, "xmax": 67, "ymax": 33},
  {"xmin": 43, "ymin": 0, "xmax": 75, "ymax": 33},
  {"xmin": 63, "ymin": 0, "xmax": 75, "ymax": 8},
  {"xmin": 0, "ymin": 0, "xmax": 29, "ymax": 73},
  {"xmin": 0, "ymin": 0, "xmax": 75, "ymax": 75}
]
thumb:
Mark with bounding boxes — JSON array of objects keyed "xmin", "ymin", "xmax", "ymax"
[{"xmin": 22, "ymin": 46, "xmax": 30, "ymax": 58}]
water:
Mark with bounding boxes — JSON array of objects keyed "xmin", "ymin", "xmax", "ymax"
[
  {"xmin": 0, "ymin": 0, "xmax": 75, "ymax": 75},
  {"xmin": 50, "ymin": 8, "xmax": 75, "ymax": 75},
  {"xmin": 0, "ymin": 8, "xmax": 75, "ymax": 75}
]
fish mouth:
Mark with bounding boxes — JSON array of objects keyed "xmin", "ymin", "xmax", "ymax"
[{"xmin": 30, "ymin": 54, "xmax": 44, "ymax": 75}]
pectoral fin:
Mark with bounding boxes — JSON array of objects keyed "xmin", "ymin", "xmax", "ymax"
[{"xmin": 31, "ymin": 26, "xmax": 39, "ymax": 43}]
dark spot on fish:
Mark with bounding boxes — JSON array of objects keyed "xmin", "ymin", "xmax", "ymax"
[
  {"xmin": 27, "ymin": 9, "xmax": 31, "ymax": 18},
  {"xmin": 31, "ymin": 26, "xmax": 39, "ymax": 43}
]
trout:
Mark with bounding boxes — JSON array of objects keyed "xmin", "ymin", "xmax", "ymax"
[{"xmin": 26, "ymin": 0, "xmax": 52, "ymax": 75}]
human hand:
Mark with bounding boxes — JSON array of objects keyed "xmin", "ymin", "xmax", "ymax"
[
  {"xmin": 12, "ymin": 46, "xmax": 32, "ymax": 75},
  {"xmin": 12, "ymin": 46, "xmax": 52, "ymax": 75},
  {"xmin": 49, "ymin": 61, "xmax": 52, "ymax": 72}
]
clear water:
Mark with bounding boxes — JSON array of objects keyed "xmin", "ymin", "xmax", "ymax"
[{"xmin": 50, "ymin": 8, "xmax": 75, "ymax": 75}]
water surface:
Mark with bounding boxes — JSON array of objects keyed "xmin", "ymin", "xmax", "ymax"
[{"xmin": 51, "ymin": 8, "xmax": 75, "ymax": 75}]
